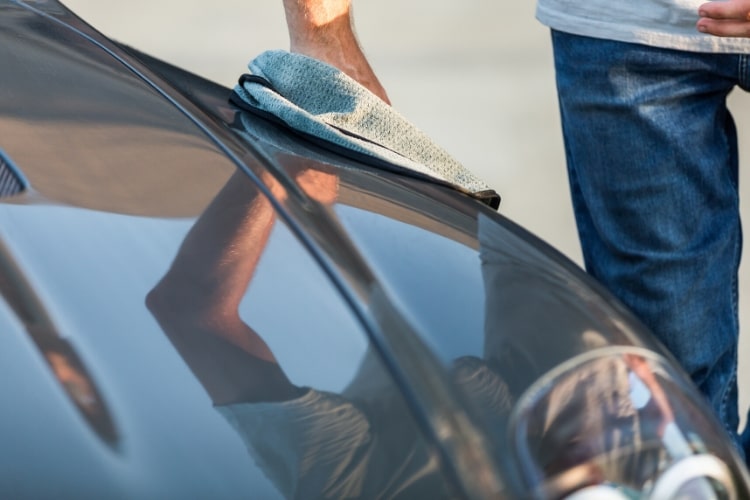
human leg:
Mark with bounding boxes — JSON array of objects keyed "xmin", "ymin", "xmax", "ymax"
[{"xmin": 551, "ymin": 30, "xmax": 743, "ymax": 451}]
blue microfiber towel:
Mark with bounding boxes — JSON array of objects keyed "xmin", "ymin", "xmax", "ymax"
[{"xmin": 230, "ymin": 50, "xmax": 500, "ymax": 209}]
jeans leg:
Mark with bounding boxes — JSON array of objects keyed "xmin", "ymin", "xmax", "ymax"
[{"xmin": 551, "ymin": 30, "xmax": 742, "ymax": 450}]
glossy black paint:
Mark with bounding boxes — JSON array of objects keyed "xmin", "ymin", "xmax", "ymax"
[{"xmin": 2, "ymin": 1, "xmax": 747, "ymax": 498}]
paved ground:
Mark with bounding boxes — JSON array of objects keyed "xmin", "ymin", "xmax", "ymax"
[{"xmin": 64, "ymin": 0, "xmax": 750, "ymax": 422}]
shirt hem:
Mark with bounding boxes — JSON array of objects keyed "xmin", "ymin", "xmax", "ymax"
[{"xmin": 536, "ymin": 5, "xmax": 750, "ymax": 54}]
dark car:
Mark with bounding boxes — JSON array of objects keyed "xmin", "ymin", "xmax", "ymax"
[{"xmin": 1, "ymin": 1, "xmax": 748, "ymax": 498}]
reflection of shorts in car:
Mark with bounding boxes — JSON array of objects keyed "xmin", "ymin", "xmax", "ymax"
[
  {"xmin": 217, "ymin": 388, "xmax": 441, "ymax": 499},
  {"xmin": 452, "ymin": 355, "xmax": 513, "ymax": 419},
  {"xmin": 216, "ymin": 356, "xmax": 513, "ymax": 499}
]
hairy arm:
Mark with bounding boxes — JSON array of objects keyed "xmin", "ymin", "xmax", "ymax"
[
  {"xmin": 147, "ymin": 172, "xmax": 299, "ymax": 405},
  {"xmin": 697, "ymin": 0, "xmax": 750, "ymax": 37},
  {"xmin": 282, "ymin": 0, "xmax": 390, "ymax": 103},
  {"xmin": 148, "ymin": 166, "xmax": 339, "ymax": 406}
]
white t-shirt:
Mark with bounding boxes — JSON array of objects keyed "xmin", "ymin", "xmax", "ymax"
[{"xmin": 536, "ymin": 0, "xmax": 750, "ymax": 53}]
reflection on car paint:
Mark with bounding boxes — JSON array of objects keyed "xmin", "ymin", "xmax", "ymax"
[
  {"xmin": 0, "ymin": 238, "xmax": 118, "ymax": 447},
  {"xmin": 146, "ymin": 169, "xmax": 458, "ymax": 498},
  {"xmin": 2, "ymin": 0, "xmax": 750, "ymax": 497}
]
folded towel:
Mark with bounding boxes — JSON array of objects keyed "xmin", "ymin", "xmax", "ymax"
[{"xmin": 229, "ymin": 50, "xmax": 500, "ymax": 209}]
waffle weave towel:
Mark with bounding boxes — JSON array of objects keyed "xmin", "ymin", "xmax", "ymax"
[{"xmin": 230, "ymin": 50, "xmax": 500, "ymax": 208}]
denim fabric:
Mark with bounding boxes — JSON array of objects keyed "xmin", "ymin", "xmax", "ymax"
[{"xmin": 551, "ymin": 30, "xmax": 750, "ymax": 458}]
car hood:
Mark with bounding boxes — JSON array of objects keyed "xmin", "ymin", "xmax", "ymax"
[{"xmin": 2, "ymin": 1, "xmax": 747, "ymax": 498}]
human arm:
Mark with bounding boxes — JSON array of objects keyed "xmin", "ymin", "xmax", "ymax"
[
  {"xmin": 147, "ymin": 171, "xmax": 299, "ymax": 405},
  {"xmin": 282, "ymin": 0, "xmax": 390, "ymax": 103},
  {"xmin": 147, "ymin": 165, "xmax": 339, "ymax": 405},
  {"xmin": 697, "ymin": 0, "xmax": 750, "ymax": 37}
]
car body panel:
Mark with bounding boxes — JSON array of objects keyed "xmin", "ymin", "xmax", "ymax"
[{"xmin": 2, "ymin": 1, "xmax": 748, "ymax": 498}]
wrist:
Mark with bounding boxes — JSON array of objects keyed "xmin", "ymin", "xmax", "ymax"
[
  {"xmin": 288, "ymin": 19, "xmax": 356, "ymax": 53},
  {"xmin": 283, "ymin": 0, "xmax": 352, "ymax": 31}
]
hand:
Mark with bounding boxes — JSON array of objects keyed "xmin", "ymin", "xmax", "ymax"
[
  {"xmin": 261, "ymin": 157, "xmax": 340, "ymax": 205},
  {"xmin": 295, "ymin": 168, "xmax": 339, "ymax": 204},
  {"xmin": 697, "ymin": 0, "xmax": 750, "ymax": 37},
  {"xmin": 282, "ymin": 0, "xmax": 390, "ymax": 103}
]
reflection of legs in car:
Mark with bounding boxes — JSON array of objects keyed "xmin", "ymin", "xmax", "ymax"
[{"xmin": 511, "ymin": 354, "xmax": 668, "ymax": 496}]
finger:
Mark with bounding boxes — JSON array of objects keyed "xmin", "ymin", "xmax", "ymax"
[
  {"xmin": 697, "ymin": 18, "xmax": 750, "ymax": 36},
  {"xmin": 698, "ymin": 0, "xmax": 750, "ymax": 21}
]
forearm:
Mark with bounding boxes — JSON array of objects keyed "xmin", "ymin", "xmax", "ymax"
[
  {"xmin": 281, "ymin": 0, "xmax": 390, "ymax": 102},
  {"xmin": 160, "ymin": 173, "xmax": 277, "ymax": 316},
  {"xmin": 146, "ymin": 172, "xmax": 298, "ymax": 404},
  {"xmin": 282, "ymin": 0, "xmax": 356, "ymax": 57},
  {"xmin": 282, "ymin": 0, "xmax": 352, "ymax": 34}
]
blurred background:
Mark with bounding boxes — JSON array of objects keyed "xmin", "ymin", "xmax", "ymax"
[{"xmin": 63, "ymin": 0, "xmax": 750, "ymax": 419}]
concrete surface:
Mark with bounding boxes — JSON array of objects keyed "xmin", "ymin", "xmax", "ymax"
[{"xmin": 62, "ymin": 0, "xmax": 750, "ymax": 424}]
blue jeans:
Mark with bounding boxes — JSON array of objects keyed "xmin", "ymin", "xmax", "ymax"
[{"xmin": 551, "ymin": 30, "xmax": 750, "ymax": 457}]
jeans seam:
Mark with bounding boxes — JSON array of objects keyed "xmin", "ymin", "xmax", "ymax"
[
  {"xmin": 721, "ymin": 369, "xmax": 737, "ymax": 433},
  {"xmin": 719, "ymin": 223, "xmax": 741, "ymax": 438},
  {"xmin": 739, "ymin": 54, "xmax": 750, "ymax": 91}
]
